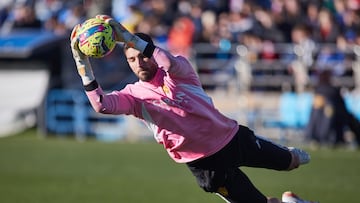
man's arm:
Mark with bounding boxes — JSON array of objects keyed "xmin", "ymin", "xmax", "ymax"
[
  {"xmin": 97, "ymin": 15, "xmax": 198, "ymax": 79},
  {"xmin": 152, "ymin": 47, "xmax": 198, "ymax": 80},
  {"xmin": 96, "ymin": 15, "xmax": 155, "ymax": 58},
  {"xmin": 70, "ymin": 24, "xmax": 95, "ymax": 86},
  {"xmin": 70, "ymin": 22, "xmax": 133, "ymax": 115}
]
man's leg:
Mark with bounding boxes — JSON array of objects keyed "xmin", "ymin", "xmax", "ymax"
[
  {"xmin": 218, "ymin": 168, "xmax": 268, "ymax": 202},
  {"xmin": 237, "ymin": 129, "xmax": 310, "ymax": 171},
  {"xmin": 187, "ymin": 166, "xmax": 268, "ymax": 203},
  {"xmin": 186, "ymin": 126, "xmax": 311, "ymax": 202}
]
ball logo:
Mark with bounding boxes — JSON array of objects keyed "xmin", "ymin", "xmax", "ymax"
[{"xmin": 79, "ymin": 25, "xmax": 106, "ymax": 45}]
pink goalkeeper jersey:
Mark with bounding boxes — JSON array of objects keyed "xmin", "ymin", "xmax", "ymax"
[{"xmin": 86, "ymin": 47, "xmax": 239, "ymax": 163}]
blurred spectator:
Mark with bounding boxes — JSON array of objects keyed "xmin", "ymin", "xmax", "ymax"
[
  {"xmin": 135, "ymin": 14, "xmax": 158, "ymax": 38},
  {"xmin": 1, "ymin": 0, "xmax": 359, "ymax": 49},
  {"xmin": 0, "ymin": 2, "xmax": 11, "ymax": 26},
  {"xmin": 199, "ymin": 10, "xmax": 217, "ymax": 42},
  {"xmin": 29, "ymin": 1, "xmax": 86, "ymax": 35},
  {"xmin": 1, "ymin": 2, "xmax": 42, "ymax": 35},
  {"xmin": 167, "ymin": 16, "xmax": 195, "ymax": 58},
  {"xmin": 202, "ymin": 0, "xmax": 229, "ymax": 14},
  {"xmin": 313, "ymin": 8, "xmax": 341, "ymax": 43},
  {"xmin": 305, "ymin": 69, "xmax": 360, "ymax": 147},
  {"xmin": 253, "ymin": 7, "xmax": 284, "ymax": 43},
  {"xmin": 303, "ymin": 1, "xmax": 321, "ymax": 37},
  {"xmin": 85, "ymin": 0, "xmax": 112, "ymax": 18},
  {"xmin": 188, "ymin": 1, "xmax": 203, "ymax": 43},
  {"xmin": 338, "ymin": 9, "xmax": 360, "ymax": 44},
  {"xmin": 291, "ymin": 24, "xmax": 316, "ymax": 68},
  {"xmin": 260, "ymin": 40, "xmax": 279, "ymax": 61},
  {"xmin": 57, "ymin": 1, "xmax": 86, "ymax": 31},
  {"xmin": 333, "ymin": 0, "xmax": 347, "ymax": 25},
  {"xmin": 0, "ymin": 0, "xmax": 359, "ymax": 94},
  {"xmin": 345, "ymin": 0, "xmax": 360, "ymax": 10},
  {"xmin": 147, "ymin": 0, "xmax": 176, "ymax": 27},
  {"xmin": 11, "ymin": 3, "xmax": 42, "ymax": 29},
  {"xmin": 43, "ymin": 14, "xmax": 66, "ymax": 35},
  {"xmin": 228, "ymin": 5, "xmax": 254, "ymax": 39},
  {"xmin": 353, "ymin": 32, "xmax": 360, "ymax": 90},
  {"xmin": 254, "ymin": 0, "xmax": 271, "ymax": 10},
  {"xmin": 314, "ymin": 44, "xmax": 347, "ymax": 76},
  {"xmin": 216, "ymin": 12, "xmax": 232, "ymax": 45},
  {"xmin": 2, "ymin": 3, "xmax": 42, "ymax": 32},
  {"xmin": 34, "ymin": 0, "xmax": 64, "ymax": 22},
  {"xmin": 288, "ymin": 24, "xmax": 316, "ymax": 92},
  {"xmin": 275, "ymin": 0, "xmax": 304, "ymax": 42},
  {"xmin": 229, "ymin": 0, "xmax": 244, "ymax": 13},
  {"xmin": 238, "ymin": 30, "xmax": 262, "ymax": 62},
  {"xmin": 121, "ymin": 5, "xmax": 144, "ymax": 33}
]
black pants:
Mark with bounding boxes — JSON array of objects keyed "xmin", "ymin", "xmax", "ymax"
[{"xmin": 186, "ymin": 125, "xmax": 292, "ymax": 203}]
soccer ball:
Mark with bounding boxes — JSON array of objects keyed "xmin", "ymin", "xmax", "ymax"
[{"xmin": 77, "ymin": 18, "xmax": 116, "ymax": 58}]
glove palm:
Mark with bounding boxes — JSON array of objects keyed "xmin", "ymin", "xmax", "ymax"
[{"xmin": 70, "ymin": 24, "xmax": 95, "ymax": 85}]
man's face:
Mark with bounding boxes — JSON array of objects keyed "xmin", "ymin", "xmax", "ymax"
[{"xmin": 125, "ymin": 47, "xmax": 158, "ymax": 82}]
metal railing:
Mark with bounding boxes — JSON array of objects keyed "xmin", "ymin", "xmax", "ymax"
[{"xmin": 192, "ymin": 42, "xmax": 360, "ymax": 92}]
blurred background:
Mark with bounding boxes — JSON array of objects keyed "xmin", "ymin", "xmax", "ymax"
[{"xmin": 1, "ymin": 0, "xmax": 359, "ymax": 147}]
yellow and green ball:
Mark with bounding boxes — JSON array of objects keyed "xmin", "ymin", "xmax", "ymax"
[{"xmin": 77, "ymin": 18, "xmax": 116, "ymax": 58}]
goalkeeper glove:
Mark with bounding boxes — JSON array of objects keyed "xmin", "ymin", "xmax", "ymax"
[
  {"xmin": 95, "ymin": 15, "xmax": 148, "ymax": 54},
  {"xmin": 70, "ymin": 24, "xmax": 95, "ymax": 85}
]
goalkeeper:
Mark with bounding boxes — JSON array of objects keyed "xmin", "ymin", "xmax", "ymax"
[{"xmin": 70, "ymin": 15, "xmax": 316, "ymax": 203}]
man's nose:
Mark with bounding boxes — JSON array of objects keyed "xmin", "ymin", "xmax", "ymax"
[{"xmin": 138, "ymin": 57, "xmax": 146, "ymax": 66}]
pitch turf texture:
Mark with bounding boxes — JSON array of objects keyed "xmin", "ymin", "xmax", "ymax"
[{"xmin": 0, "ymin": 129, "xmax": 359, "ymax": 203}]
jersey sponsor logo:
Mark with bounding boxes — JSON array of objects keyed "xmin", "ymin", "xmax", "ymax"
[{"xmin": 152, "ymin": 91, "xmax": 189, "ymax": 111}]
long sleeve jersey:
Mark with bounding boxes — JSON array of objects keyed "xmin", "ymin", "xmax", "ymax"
[{"xmin": 85, "ymin": 47, "xmax": 239, "ymax": 163}]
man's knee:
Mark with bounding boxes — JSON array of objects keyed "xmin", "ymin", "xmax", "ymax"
[
  {"xmin": 193, "ymin": 169, "xmax": 227, "ymax": 193},
  {"xmin": 191, "ymin": 168, "xmax": 267, "ymax": 202},
  {"xmin": 193, "ymin": 169, "xmax": 233, "ymax": 202}
]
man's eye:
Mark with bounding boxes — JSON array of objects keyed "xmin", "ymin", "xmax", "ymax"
[
  {"xmin": 139, "ymin": 53, "xmax": 147, "ymax": 59},
  {"xmin": 128, "ymin": 57, "xmax": 135, "ymax": 62},
  {"xmin": 140, "ymin": 55, "xmax": 149, "ymax": 61}
]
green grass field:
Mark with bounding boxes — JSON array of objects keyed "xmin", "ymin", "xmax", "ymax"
[{"xmin": 0, "ymin": 129, "xmax": 359, "ymax": 203}]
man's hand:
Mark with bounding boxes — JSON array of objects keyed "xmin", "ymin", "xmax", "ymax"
[
  {"xmin": 95, "ymin": 15, "xmax": 148, "ymax": 53},
  {"xmin": 70, "ymin": 24, "xmax": 95, "ymax": 85},
  {"xmin": 95, "ymin": 15, "xmax": 133, "ymax": 43},
  {"xmin": 70, "ymin": 24, "xmax": 86, "ymax": 64}
]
